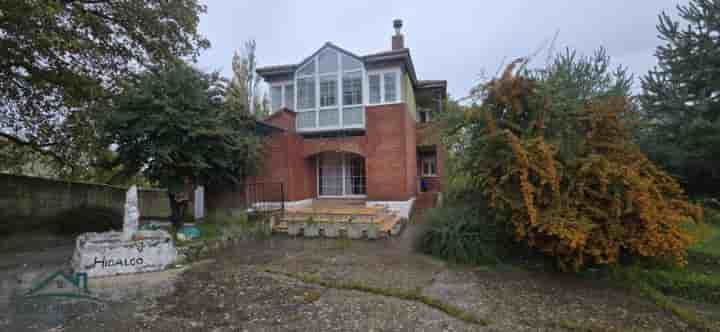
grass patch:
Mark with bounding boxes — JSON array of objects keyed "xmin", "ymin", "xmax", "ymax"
[
  {"xmin": 692, "ymin": 223, "xmax": 720, "ymax": 257},
  {"xmin": 598, "ymin": 221, "xmax": 720, "ymax": 331},
  {"xmin": 264, "ymin": 268, "xmax": 488, "ymax": 326},
  {"xmin": 622, "ymin": 222, "xmax": 720, "ymax": 305},
  {"xmin": 609, "ymin": 267, "xmax": 715, "ymax": 332},
  {"xmin": 302, "ymin": 290, "xmax": 322, "ymax": 303}
]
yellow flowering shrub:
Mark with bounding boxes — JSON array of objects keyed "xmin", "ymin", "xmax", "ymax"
[{"xmin": 468, "ymin": 65, "xmax": 701, "ymax": 271}]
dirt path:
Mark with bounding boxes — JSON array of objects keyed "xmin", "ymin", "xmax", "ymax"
[{"xmin": 2, "ymin": 219, "xmax": 710, "ymax": 331}]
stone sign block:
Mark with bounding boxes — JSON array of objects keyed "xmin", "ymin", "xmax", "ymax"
[{"xmin": 72, "ymin": 230, "xmax": 177, "ymax": 278}]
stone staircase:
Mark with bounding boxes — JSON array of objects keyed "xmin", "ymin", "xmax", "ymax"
[{"xmin": 273, "ymin": 200, "xmax": 403, "ymax": 239}]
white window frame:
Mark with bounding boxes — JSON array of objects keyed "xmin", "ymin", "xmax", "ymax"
[
  {"xmin": 270, "ymin": 81, "xmax": 294, "ymax": 110},
  {"xmin": 294, "ymin": 46, "xmax": 366, "ymax": 132},
  {"xmin": 419, "ymin": 108, "xmax": 433, "ymax": 123},
  {"xmin": 316, "ymin": 152, "xmax": 367, "ymax": 199},
  {"xmin": 421, "ymin": 156, "xmax": 438, "ymax": 177},
  {"xmin": 366, "ymin": 68, "xmax": 403, "ymax": 106}
]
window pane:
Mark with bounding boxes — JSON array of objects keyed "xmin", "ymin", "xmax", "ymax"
[
  {"xmin": 284, "ymin": 84, "xmax": 294, "ymax": 109},
  {"xmin": 343, "ymin": 107, "xmax": 363, "ymax": 126},
  {"xmin": 319, "ymin": 108, "xmax": 339, "ymax": 127},
  {"xmin": 298, "ymin": 59, "xmax": 315, "ymax": 76},
  {"xmin": 342, "ymin": 71, "xmax": 362, "ymax": 105},
  {"xmin": 318, "ymin": 49, "xmax": 338, "ymax": 74},
  {"xmin": 271, "ymin": 86, "xmax": 282, "ymax": 110},
  {"xmin": 319, "ymin": 76, "xmax": 337, "ymax": 107},
  {"xmin": 297, "ymin": 77, "xmax": 315, "ymax": 109},
  {"xmin": 384, "ymin": 72, "xmax": 397, "ymax": 102},
  {"xmin": 297, "ymin": 111, "xmax": 316, "ymax": 129},
  {"xmin": 342, "ymin": 54, "xmax": 362, "ymax": 71},
  {"xmin": 368, "ymin": 74, "xmax": 381, "ymax": 104}
]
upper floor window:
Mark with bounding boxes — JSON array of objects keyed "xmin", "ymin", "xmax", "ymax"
[
  {"xmin": 294, "ymin": 46, "xmax": 365, "ymax": 129},
  {"xmin": 368, "ymin": 69, "xmax": 401, "ymax": 105},
  {"xmin": 419, "ymin": 108, "xmax": 433, "ymax": 123},
  {"xmin": 343, "ymin": 71, "xmax": 362, "ymax": 106},
  {"xmin": 270, "ymin": 82, "xmax": 294, "ymax": 111}
]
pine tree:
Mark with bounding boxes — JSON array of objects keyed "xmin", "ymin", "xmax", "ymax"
[
  {"xmin": 226, "ymin": 40, "xmax": 263, "ymax": 116},
  {"xmin": 640, "ymin": 0, "xmax": 720, "ymax": 196}
]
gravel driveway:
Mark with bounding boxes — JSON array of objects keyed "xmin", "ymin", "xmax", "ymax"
[{"xmin": 2, "ymin": 220, "xmax": 712, "ymax": 332}]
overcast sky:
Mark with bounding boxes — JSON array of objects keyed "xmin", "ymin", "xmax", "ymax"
[{"xmin": 196, "ymin": 1, "xmax": 685, "ymax": 98}]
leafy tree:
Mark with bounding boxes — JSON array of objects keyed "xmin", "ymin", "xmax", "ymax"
[
  {"xmin": 0, "ymin": 0, "xmax": 209, "ymax": 177},
  {"xmin": 640, "ymin": 0, "xmax": 720, "ymax": 196},
  {"xmin": 448, "ymin": 51, "xmax": 700, "ymax": 271},
  {"xmin": 226, "ymin": 40, "xmax": 265, "ymax": 117},
  {"xmin": 101, "ymin": 61, "xmax": 262, "ymax": 228},
  {"xmin": 530, "ymin": 47, "xmax": 634, "ymax": 159}
]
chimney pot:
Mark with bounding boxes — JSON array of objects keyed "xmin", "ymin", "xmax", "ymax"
[
  {"xmin": 392, "ymin": 19, "xmax": 404, "ymax": 50},
  {"xmin": 393, "ymin": 19, "xmax": 403, "ymax": 34}
]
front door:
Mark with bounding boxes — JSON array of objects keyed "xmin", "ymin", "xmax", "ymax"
[{"xmin": 318, "ymin": 152, "xmax": 366, "ymax": 197}]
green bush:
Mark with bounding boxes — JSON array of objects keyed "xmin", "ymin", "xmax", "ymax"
[
  {"xmin": 419, "ymin": 206, "xmax": 511, "ymax": 265},
  {"xmin": 205, "ymin": 212, "xmax": 271, "ymax": 239}
]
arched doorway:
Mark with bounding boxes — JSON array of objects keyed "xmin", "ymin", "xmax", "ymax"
[{"xmin": 317, "ymin": 152, "xmax": 366, "ymax": 197}]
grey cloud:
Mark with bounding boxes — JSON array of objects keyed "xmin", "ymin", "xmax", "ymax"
[{"xmin": 197, "ymin": 0, "xmax": 685, "ymax": 98}]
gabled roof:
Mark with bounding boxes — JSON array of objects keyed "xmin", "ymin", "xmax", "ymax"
[
  {"xmin": 296, "ymin": 42, "xmax": 363, "ymax": 71},
  {"xmin": 256, "ymin": 43, "xmax": 420, "ymax": 86}
]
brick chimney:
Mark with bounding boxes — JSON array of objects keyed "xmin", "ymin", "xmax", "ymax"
[{"xmin": 392, "ymin": 19, "xmax": 404, "ymax": 50}]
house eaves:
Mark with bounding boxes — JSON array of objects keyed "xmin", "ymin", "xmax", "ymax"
[
  {"xmin": 257, "ymin": 44, "xmax": 419, "ymax": 86},
  {"xmin": 362, "ymin": 48, "xmax": 418, "ymax": 86}
]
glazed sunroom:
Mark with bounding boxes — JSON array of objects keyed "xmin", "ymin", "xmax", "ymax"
[{"xmin": 266, "ymin": 43, "xmax": 404, "ymax": 133}]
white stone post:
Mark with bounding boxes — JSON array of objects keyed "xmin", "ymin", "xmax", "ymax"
[
  {"xmin": 122, "ymin": 185, "xmax": 140, "ymax": 241},
  {"xmin": 194, "ymin": 186, "xmax": 205, "ymax": 220}
]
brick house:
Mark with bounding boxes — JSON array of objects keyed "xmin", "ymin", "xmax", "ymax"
[{"xmin": 208, "ymin": 20, "xmax": 446, "ymax": 218}]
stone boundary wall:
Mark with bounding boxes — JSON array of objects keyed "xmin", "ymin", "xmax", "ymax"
[{"xmin": 0, "ymin": 173, "xmax": 170, "ymax": 234}]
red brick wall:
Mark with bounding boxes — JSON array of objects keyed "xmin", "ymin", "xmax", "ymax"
[
  {"xmin": 302, "ymin": 136, "xmax": 367, "ymax": 158},
  {"xmin": 263, "ymin": 109, "xmax": 295, "ymax": 131},
  {"xmin": 405, "ymin": 105, "xmax": 418, "ymax": 197},
  {"xmin": 207, "ymin": 105, "xmax": 423, "ymax": 213},
  {"xmin": 365, "ymin": 103, "xmax": 415, "ymax": 201}
]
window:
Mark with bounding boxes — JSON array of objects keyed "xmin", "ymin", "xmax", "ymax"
[
  {"xmin": 367, "ymin": 70, "xmax": 401, "ymax": 104},
  {"xmin": 271, "ymin": 86, "xmax": 282, "ymax": 110},
  {"xmin": 421, "ymin": 156, "xmax": 437, "ymax": 176},
  {"xmin": 419, "ymin": 109, "xmax": 433, "ymax": 123},
  {"xmin": 297, "ymin": 110, "xmax": 316, "ymax": 129},
  {"xmin": 319, "ymin": 108, "xmax": 339, "ymax": 127},
  {"xmin": 270, "ymin": 83, "xmax": 294, "ymax": 111},
  {"xmin": 284, "ymin": 84, "xmax": 294, "ymax": 109},
  {"xmin": 298, "ymin": 59, "xmax": 315, "ymax": 76},
  {"xmin": 342, "ymin": 54, "xmax": 362, "ymax": 71},
  {"xmin": 343, "ymin": 107, "xmax": 363, "ymax": 126},
  {"xmin": 318, "ymin": 49, "xmax": 339, "ymax": 73},
  {"xmin": 384, "ymin": 72, "xmax": 397, "ymax": 102},
  {"xmin": 320, "ymin": 76, "xmax": 337, "ymax": 107},
  {"xmin": 297, "ymin": 77, "xmax": 315, "ymax": 110},
  {"xmin": 369, "ymin": 74, "xmax": 381, "ymax": 104},
  {"xmin": 294, "ymin": 45, "xmax": 366, "ymax": 130},
  {"xmin": 342, "ymin": 71, "xmax": 362, "ymax": 105}
]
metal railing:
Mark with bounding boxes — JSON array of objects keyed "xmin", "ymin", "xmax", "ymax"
[{"xmin": 245, "ymin": 182, "xmax": 285, "ymax": 216}]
